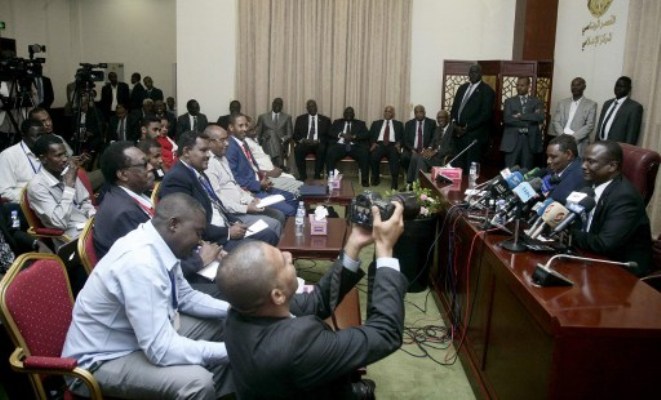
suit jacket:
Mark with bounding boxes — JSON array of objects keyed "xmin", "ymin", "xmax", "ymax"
[
  {"xmin": 33, "ymin": 76, "xmax": 54, "ymax": 109},
  {"xmin": 596, "ymin": 97, "xmax": 644, "ymax": 145},
  {"xmin": 500, "ymin": 95, "xmax": 545, "ymax": 153},
  {"xmin": 572, "ymin": 175, "xmax": 652, "ymax": 276},
  {"xmin": 144, "ymin": 87, "xmax": 164, "ymax": 102},
  {"xmin": 429, "ymin": 122, "xmax": 456, "ymax": 162},
  {"xmin": 368, "ymin": 119, "xmax": 404, "ymax": 146},
  {"xmin": 546, "ymin": 158, "xmax": 585, "ymax": 203},
  {"xmin": 328, "ymin": 119, "xmax": 369, "ymax": 147},
  {"xmin": 550, "ymin": 97, "xmax": 597, "ymax": 144},
  {"xmin": 176, "ymin": 112, "xmax": 208, "ymax": 134},
  {"xmin": 225, "ymin": 258, "xmax": 408, "ymax": 399},
  {"xmin": 255, "ymin": 112, "xmax": 293, "ymax": 157},
  {"xmin": 403, "ymin": 117, "xmax": 435, "ymax": 152},
  {"xmin": 100, "ymin": 82, "xmax": 130, "ymax": 116},
  {"xmin": 450, "ymin": 80, "xmax": 495, "ymax": 142},
  {"xmin": 293, "ymin": 113, "xmax": 331, "ymax": 144},
  {"xmin": 159, "ymin": 161, "xmax": 230, "ymax": 244},
  {"xmin": 226, "ymin": 137, "xmax": 263, "ymax": 192},
  {"xmin": 129, "ymin": 83, "xmax": 146, "ymax": 110},
  {"xmin": 217, "ymin": 114, "xmax": 231, "ymax": 130}
]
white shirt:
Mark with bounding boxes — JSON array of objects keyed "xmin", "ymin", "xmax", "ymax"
[
  {"xmin": 62, "ymin": 221, "xmax": 229, "ymax": 370},
  {"xmin": 119, "ymin": 186, "xmax": 153, "ymax": 216},
  {"xmin": 180, "ymin": 160, "xmax": 226, "ymax": 227},
  {"xmin": 0, "ymin": 141, "xmax": 42, "ymax": 202},
  {"xmin": 603, "ymin": 97, "xmax": 627, "ymax": 139},
  {"xmin": 337, "ymin": 121, "xmax": 353, "ymax": 145},
  {"xmin": 307, "ymin": 115, "xmax": 318, "ymax": 140},
  {"xmin": 414, "ymin": 120, "xmax": 426, "ymax": 149},
  {"xmin": 111, "ymin": 85, "xmax": 118, "ymax": 111},
  {"xmin": 206, "ymin": 153, "xmax": 255, "ymax": 214},
  {"xmin": 377, "ymin": 120, "xmax": 393, "ymax": 142},
  {"xmin": 586, "ymin": 179, "xmax": 613, "ymax": 231},
  {"xmin": 563, "ymin": 97, "xmax": 582, "ymax": 134}
]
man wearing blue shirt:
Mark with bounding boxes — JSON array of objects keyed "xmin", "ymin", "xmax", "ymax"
[{"xmin": 62, "ymin": 193, "xmax": 234, "ymax": 399}]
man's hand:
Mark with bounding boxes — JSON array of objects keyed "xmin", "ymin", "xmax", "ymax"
[
  {"xmin": 266, "ymin": 167, "xmax": 282, "ymax": 178},
  {"xmin": 229, "ymin": 223, "xmax": 248, "ymax": 239},
  {"xmin": 370, "ymin": 143, "xmax": 377, "ymax": 152},
  {"xmin": 246, "ymin": 199, "xmax": 264, "ymax": 213},
  {"xmin": 62, "ymin": 158, "xmax": 80, "ymax": 188},
  {"xmin": 259, "ymin": 177, "xmax": 271, "ymax": 191},
  {"xmin": 344, "ymin": 223, "xmax": 375, "ymax": 260},
  {"xmin": 198, "ymin": 241, "xmax": 222, "ymax": 266},
  {"xmin": 371, "ymin": 202, "xmax": 404, "ymax": 258}
]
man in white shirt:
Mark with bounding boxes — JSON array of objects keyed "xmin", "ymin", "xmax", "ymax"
[
  {"xmin": 29, "ymin": 107, "xmax": 74, "ymax": 156},
  {"xmin": 551, "ymin": 77, "xmax": 597, "ymax": 156},
  {"xmin": 62, "ymin": 193, "xmax": 234, "ymax": 399},
  {"xmin": 595, "ymin": 76, "xmax": 644, "ymax": 145},
  {"xmin": 0, "ymin": 119, "xmax": 44, "ymax": 203}
]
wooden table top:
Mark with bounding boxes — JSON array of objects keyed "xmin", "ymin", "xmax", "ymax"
[{"xmin": 277, "ymin": 217, "xmax": 349, "ymax": 260}]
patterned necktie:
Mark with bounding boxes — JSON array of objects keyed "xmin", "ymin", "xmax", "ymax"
[
  {"xmin": 599, "ymin": 100, "xmax": 618, "ymax": 140},
  {"xmin": 242, "ymin": 143, "xmax": 259, "ymax": 169},
  {"xmin": 383, "ymin": 121, "xmax": 390, "ymax": 145},
  {"xmin": 308, "ymin": 116, "xmax": 316, "ymax": 140},
  {"xmin": 198, "ymin": 173, "xmax": 230, "ymax": 224}
]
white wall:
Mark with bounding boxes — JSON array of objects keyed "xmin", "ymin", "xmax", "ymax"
[
  {"xmin": 0, "ymin": 0, "xmax": 176, "ymax": 108},
  {"xmin": 409, "ymin": 0, "xmax": 517, "ymax": 118},
  {"xmin": 176, "ymin": 0, "xmax": 236, "ymax": 120},
  {"xmin": 551, "ymin": 0, "xmax": 629, "ymax": 130}
]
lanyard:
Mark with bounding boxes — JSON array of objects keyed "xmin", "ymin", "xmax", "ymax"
[{"xmin": 21, "ymin": 142, "xmax": 41, "ymax": 174}]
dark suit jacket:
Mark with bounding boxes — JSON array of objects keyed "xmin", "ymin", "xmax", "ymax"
[
  {"xmin": 403, "ymin": 117, "xmax": 435, "ymax": 152},
  {"xmin": 176, "ymin": 113, "xmax": 208, "ymax": 134},
  {"xmin": 328, "ymin": 119, "xmax": 369, "ymax": 147},
  {"xmin": 129, "ymin": 83, "xmax": 146, "ymax": 110},
  {"xmin": 226, "ymin": 138, "xmax": 262, "ymax": 192},
  {"xmin": 368, "ymin": 119, "xmax": 404, "ymax": 145},
  {"xmin": 100, "ymin": 82, "xmax": 130, "ymax": 116},
  {"xmin": 547, "ymin": 158, "xmax": 584, "ymax": 203},
  {"xmin": 225, "ymin": 258, "xmax": 408, "ymax": 399},
  {"xmin": 159, "ymin": 161, "xmax": 230, "ymax": 244},
  {"xmin": 572, "ymin": 175, "xmax": 652, "ymax": 276},
  {"xmin": 144, "ymin": 87, "xmax": 164, "ymax": 102},
  {"xmin": 596, "ymin": 98, "xmax": 643, "ymax": 145},
  {"xmin": 293, "ymin": 114, "xmax": 332, "ymax": 144},
  {"xmin": 429, "ymin": 122, "xmax": 456, "ymax": 162},
  {"xmin": 450, "ymin": 81, "xmax": 495, "ymax": 143},
  {"xmin": 217, "ymin": 114, "xmax": 231, "ymax": 130},
  {"xmin": 34, "ymin": 76, "xmax": 54, "ymax": 109},
  {"xmin": 500, "ymin": 95, "xmax": 545, "ymax": 153}
]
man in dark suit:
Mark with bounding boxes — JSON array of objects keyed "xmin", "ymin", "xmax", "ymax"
[
  {"xmin": 33, "ymin": 75, "xmax": 54, "ymax": 109},
  {"xmin": 218, "ymin": 203, "xmax": 408, "ymax": 399},
  {"xmin": 542, "ymin": 134, "xmax": 584, "ymax": 203},
  {"xmin": 99, "ymin": 72, "xmax": 130, "ymax": 119},
  {"xmin": 293, "ymin": 99, "xmax": 331, "ymax": 180},
  {"xmin": 176, "ymin": 99, "xmax": 208, "ymax": 134},
  {"xmin": 326, "ymin": 107, "xmax": 371, "ymax": 187},
  {"xmin": 571, "ymin": 141, "xmax": 652, "ymax": 276},
  {"xmin": 596, "ymin": 76, "xmax": 644, "ymax": 145},
  {"xmin": 94, "ymin": 141, "xmax": 223, "ymax": 293},
  {"xmin": 143, "ymin": 76, "xmax": 164, "ymax": 102},
  {"xmin": 369, "ymin": 105, "xmax": 404, "ymax": 189},
  {"xmin": 255, "ymin": 98, "xmax": 293, "ymax": 169},
  {"xmin": 401, "ymin": 105, "xmax": 435, "ymax": 177},
  {"xmin": 500, "ymin": 77, "xmax": 545, "ymax": 169},
  {"xmin": 450, "ymin": 64, "xmax": 495, "ymax": 173},
  {"xmin": 225, "ymin": 114, "xmax": 297, "ymax": 217},
  {"xmin": 406, "ymin": 109, "xmax": 456, "ymax": 188},
  {"xmin": 160, "ymin": 130, "xmax": 280, "ymax": 249},
  {"xmin": 217, "ymin": 100, "xmax": 241, "ymax": 130},
  {"xmin": 129, "ymin": 72, "xmax": 145, "ymax": 111}
]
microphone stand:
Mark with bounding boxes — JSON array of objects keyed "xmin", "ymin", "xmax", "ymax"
[
  {"xmin": 530, "ymin": 254, "xmax": 637, "ymax": 287},
  {"xmin": 500, "ymin": 205, "xmax": 526, "ymax": 252},
  {"xmin": 442, "ymin": 139, "xmax": 478, "ymax": 169}
]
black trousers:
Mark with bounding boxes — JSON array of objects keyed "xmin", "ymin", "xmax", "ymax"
[
  {"xmin": 369, "ymin": 143, "xmax": 400, "ymax": 187},
  {"xmin": 326, "ymin": 143, "xmax": 370, "ymax": 184},
  {"xmin": 294, "ymin": 140, "xmax": 327, "ymax": 180}
]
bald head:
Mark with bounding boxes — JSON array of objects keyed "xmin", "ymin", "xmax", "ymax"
[
  {"xmin": 217, "ymin": 241, "xmax": 278, "ymax": 314},
  {"xmin": 152, "ymin": 192, "xmax": 207, "ymax": 260},
  {"xmin": 153, "ymin": 192, "xmax": 206, "ymax": 226}
]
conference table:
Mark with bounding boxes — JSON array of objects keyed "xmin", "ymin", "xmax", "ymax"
[
  {"xmin": 301, "ymin": 179, "xmax": 355, "ymax": 213},
  {"xmin": 278, "ymin": 217, "xmax": 349, "ymax": 260},
  {"xmin": 419, "ymin": 172, "xmax": 661, "ymax": 399}
]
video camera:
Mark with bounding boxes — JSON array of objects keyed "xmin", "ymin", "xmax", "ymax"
[
  {"xmin": 0, "ymin": 57, "xmax": 44, "ymax": 81},
  {"xmin": 349, "ymin": 191, "xmax": 420, "ymax": 228},
  {"xmin": 75, "ymin": 63, "xmax": 106, "ymax": 87}
]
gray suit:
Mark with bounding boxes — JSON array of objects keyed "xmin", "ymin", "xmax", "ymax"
[
  {"xmin": 500, "ymin": 95, "xmax": 544, "ymax": 169},
  {"xmin": 255, "ymin": 112, "xmax": 293, "ymax": 167},
  {"xmin": 596, "ymin": 97, "xmax": 644, "ymax": 145},
  {"xmin": 551, "ymin": 96, "xmax": 597, "ymax": 155}
]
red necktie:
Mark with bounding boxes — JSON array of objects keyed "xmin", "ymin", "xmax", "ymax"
[
  {"xmin": 416, "ymin": 121, "xmax": 423, "ymax": 152},
  {"xmin": 383, "ymin": 121, "xmax": 390, "ymax": 145},
  {"xmin": 242, "ymin": 143, "xmax": 258, "ymax": 168}
]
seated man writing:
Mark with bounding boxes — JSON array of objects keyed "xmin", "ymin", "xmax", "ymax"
[{"xmin": 218, "ymin": 203, "xmax": 408, "ymax": 399}]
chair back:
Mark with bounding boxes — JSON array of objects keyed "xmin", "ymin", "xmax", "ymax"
[
  {"xmin": 619, "ymin": 143, "xmax": 660, "ymax": 206},
  {"xmin": 77, "ymin": 169, "xmax": 97, "ymax": 206},
  {"xmin": 20, "ymin": 187, "xmax": 67, "ymax": 239},
  {"xmin": 77, "ymin": 217, "xmax": 98, "ymax": 274},
  {"xmin": 151, "ymin": 181, "xmax": 161, "ymax": 206}
]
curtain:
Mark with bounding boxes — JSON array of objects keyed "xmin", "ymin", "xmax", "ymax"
[
  {"xmin": 623, "ymin": 0, "xmax": 661, "ymax": 236},
  {"xmin": 236, "ymin": 0, "xmax": 412, "ymax": 124}
]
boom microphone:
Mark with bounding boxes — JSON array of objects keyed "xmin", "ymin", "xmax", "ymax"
[
  {"xmin": 443, "ymin": 139, "xmax": 478, "ymax": 168},
  {"xmin": 531, "ymin": 253, "xmax": 639, "ymax": 287}
]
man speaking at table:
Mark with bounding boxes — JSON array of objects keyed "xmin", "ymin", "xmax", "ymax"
[{"xmin": 218, "ymin": 203, "xmax": 408, "ymax": 399}]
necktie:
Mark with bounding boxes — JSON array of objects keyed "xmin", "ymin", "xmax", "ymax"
[
  {"xmin": 383, "ymin": 121, "xmax": 390, "ymax": 145},
  {"xmin": 308, "ymin": 116, "xmax": 316, "ymax": 140},
  {"xmin": 345, "ymin": 122, "xmax": 352, "ymax": 151},
  {"xmin": 198, "ymin": 174, "xmax": 230, "ymax": 225},
  {"xmin": 521, "ymin": 96, "xmax": 528, "ymax": 113},
  {"xmin": 242, "ymin": 143, "xmax": 259, "ymax": 169},
  {"xmin": 416, "ymin": 121, "xmax": 423, "ymax": 151},
  {"xmin": 273, "ymin": 113, "xmax": 279, "ymax": 125},
  {"xmin": 118, "ymin": 118, "xmax": 126, "ymax": 141},
  {"xmin": 458, "ymin": 84, "xmax": 474, "ymax": 120},
  {"xmin": 193, "ymin": 116, "xmax": 198, "ymax": 132},
  {"xmin": 599, "ymin": 100, "xmax": 618, "ymax": 140}
]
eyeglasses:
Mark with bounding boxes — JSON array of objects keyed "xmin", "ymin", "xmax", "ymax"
[
  {"xmin": 125, "ymin": 162, "xmax": 150, "ymax": 170},
  {"xmin": 209, "ymin": 138, "xmax": 228, "ymax": 143}
]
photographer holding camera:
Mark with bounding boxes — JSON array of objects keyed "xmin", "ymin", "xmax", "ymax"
[{"xmin": 217, "ymin": 203, "xmax": 408, "ymax": 400}]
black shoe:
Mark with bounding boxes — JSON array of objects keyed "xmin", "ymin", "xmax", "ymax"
[
  {"xmin": 351, "ymin": 379, "xmax": 376, "ymax": 400},
  {"xmin": 361, "ymin": 180, "xmax": 370, "ymax": 187},
  {"xmin": 371, "ymin": 179, "xmax": 381, "ymax": 186}
]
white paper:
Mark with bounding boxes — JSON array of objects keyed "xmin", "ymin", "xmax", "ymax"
[
  {"xmin": 256, "ymin": 194, "xmax": 285, "ymax": 208},
  {"xmin": 245, "ymin": 219, "xmax": 268, "ymax": 237},
  {"xmin": 197, "ymin": 260, "xmax": 219, "ymax": 280}
]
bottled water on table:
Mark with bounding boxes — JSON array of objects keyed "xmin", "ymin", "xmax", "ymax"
[{"xmin": 295, "ymin": 201, "xmax": 305, "ymax": 236}]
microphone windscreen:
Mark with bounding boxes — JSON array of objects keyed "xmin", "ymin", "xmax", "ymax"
[
  {"xmin": 578, "ymin": 196, "xmax": 596, "ymax": 211},
  {"xmin": 627, "ymin": 261, "xmax": 639, "ymax": 269},
  {"xmin": 579, "ymin": 186, "xmax": 595, "ymax": 197},
  {"xmin": 542, "ymin": 202, "xmax": 569, "ymax": 227},
  {"xmin": 528, "ymin": 177, "xmax": 543, "ymax": 192},
  {"xmin": 505, "ymin": 171, "xmax": 524, "ymax": 189},
  {"xmin": 536, "ymin": 197, "xmax": 554, "ymax": 215}
]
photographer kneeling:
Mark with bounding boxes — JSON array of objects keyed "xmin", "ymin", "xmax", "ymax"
[{"xmin": 217, "ymin": 203, "xmax": 408, "ymax": 399}]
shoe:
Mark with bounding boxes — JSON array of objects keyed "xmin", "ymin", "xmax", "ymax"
[
  {"xmin": 361, "ymin": 180, "xmax": 370, "ymax": 187},
  {"xmin": 351, "ymin": 379, "xmax": 376, "ymax": 400},
  {"xmin": 371, "ymin": 179, "xmax": 381, "ymax": 186}
]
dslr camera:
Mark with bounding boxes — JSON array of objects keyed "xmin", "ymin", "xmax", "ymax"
[{"xmin": 349, "ymin": 191, "xmax": 420, "ymax": 228}]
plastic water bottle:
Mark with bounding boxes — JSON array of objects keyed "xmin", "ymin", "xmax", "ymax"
[
  {"xmin": 469, "ymin": 162, "xmax": 478, "ymax": 188},
  {"xmin": 10, "ymin": 210, "xmax": 20, "ymax": 229},
  {"xmin": 295, "ymin": 201, "xmax": 305, "ymax": 236},
  {"xmin": 327, "ymin": 171, "xmax": 334, "ymax": 192}
]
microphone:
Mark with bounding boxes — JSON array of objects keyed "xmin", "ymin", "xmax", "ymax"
[
  {"xmin": 443, "ymin": 139, "xmax": 478, "ymax": 168},
  {"xmin": 550, "ymin": 188, "xmax": 596, "ymax": 235},
  {"xmin": 523, "ymin": 167, "xmax": 546, "ymax": 181},
  {"xmin": 531, "ymin": 253, "xmax": 639, "ymax": 287},
  {"xmin": 475, "ymin": 165, "xmax": 521, "ymax": 189},
  {"xmin": 525, "ymin": 197, "xmax": 554, "ymax": 235},
  {"xmin": 529, "ymin": 201, "xmax": 568, "ymax": 239}
]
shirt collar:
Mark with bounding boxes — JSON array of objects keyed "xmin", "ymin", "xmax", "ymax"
[
  {"xmin": 42, "ymin": 168, "xmax": 63, "ymax": 187},
  {"xmin": 143, "ymin": 221, "xmax": 179, "ymax": 271},
  {"xmin": 232, "ymin": 136, "xmax": 244, "ymax": 146},
  {"xmin": 593, "ymin": 179, "xmax": 613, "ymax": 202},
  {"xmin": 179, "ymin": 159, "xmax": 201, "ymax": 179},
  {"xmin": 20, "ymin": 141, "xmax": 35, "ymax": 156},
  {"xmin": 119, "ymin": 185, "xmax": 152, "ymax": 208}
]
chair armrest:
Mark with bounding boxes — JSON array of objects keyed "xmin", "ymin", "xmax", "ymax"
[
  {"xmin": 34, "ymin": 227, "xmax": 67, "ymax": 236},
  {"xmin": 24, "ymin": 355, "xmax": 77, "ymax": 371}
]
